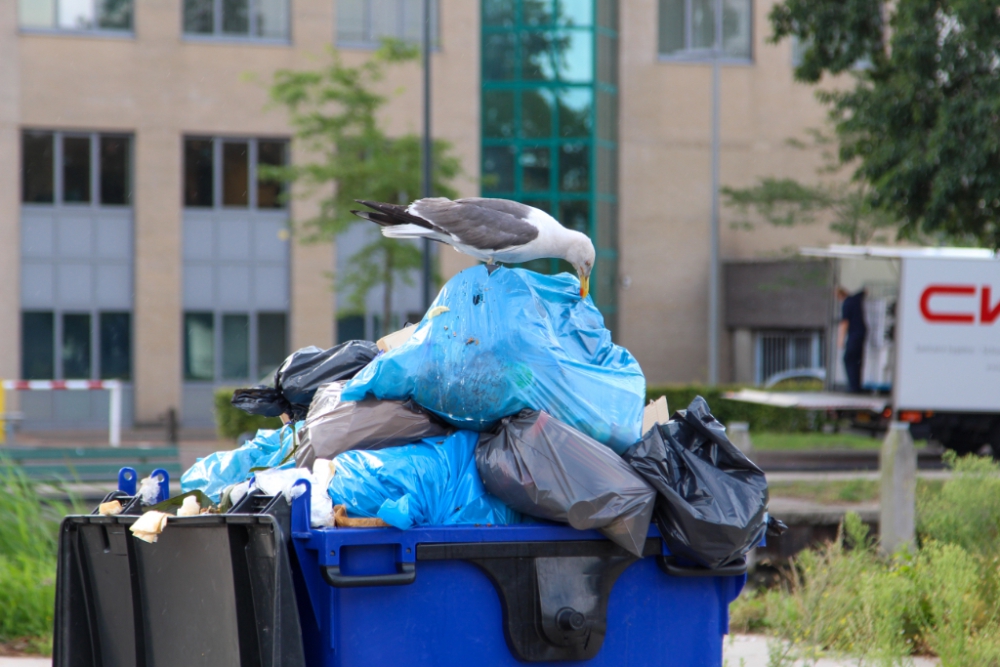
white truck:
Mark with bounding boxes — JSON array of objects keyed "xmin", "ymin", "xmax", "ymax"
[{"xmin": 727, "ymin": 245, "xmax": 1000, "ymax": 455}]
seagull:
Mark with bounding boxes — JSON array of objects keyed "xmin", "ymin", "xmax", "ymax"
[{"xmin": 351, "ymin": 197, "xmax": 596, "ymax": 298}]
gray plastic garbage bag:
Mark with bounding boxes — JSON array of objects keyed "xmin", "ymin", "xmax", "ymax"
[
  {"xmin": 232, "ymin": 341, "xmax": 378, "ymax": 420},
  {"xmin": 475, "ymin": 410, "xmax": 656, "ymax": 557},
  {"xmin": 295, "ymin": 382, "xmax": 453, "ymax": 469},
  {"xmin": 622, "ymin": 396, "xmax": 768, "ymax": 570}
]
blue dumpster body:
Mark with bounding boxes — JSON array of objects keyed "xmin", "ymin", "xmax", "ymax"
[{"xmin": 288, "ymin": 481, "xmax": 747, "ymax": 667}]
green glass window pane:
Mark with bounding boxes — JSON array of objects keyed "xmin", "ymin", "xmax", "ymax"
[
  {"xmin": 100, "ymin": 136, "xmax": 130, "ymax": 205},
  {"xmin": 523, "ymin": 0, "xmax": 553, "ymax": 26},
  {"xmin": 184, "ymin": 312, "xmax": 215, "ymax": 380},
  {"xmin": 483, "ymin": 32, "xmax": 517, "ymax": 81},
  {"xmin": 483, "ymin": 90, "xmax": 515, "ymax": 138},
  {"xmin": 222, "ymin": 0, "xmax": 249, "ymax": 34},
  {"xmin": 22, "ymin": 312, "xmax": 54, "ymax": 380},
  {"xmin": 63, "ymin": 136, "xmax": 91, "ymax": 204},
  {"xmin": 692, "ymin": 0, "xmax": 715, "ymax": 51},
  {"xmin": 337, "ymin": 314, "xmax": 365, "ymax": 344},
  {"xmin": 223, "ymin": 142, "xmax": 248, "ymax": 207},
  {"xmin": 559, "ymin": 199, "xmax": 589, "ymax": 234},
  {"xmin": 258, "ymin": 312, "xmax": 287, "ymax": 378},
  {"xmin": 555, "ymin": 29, "xmax": 593, "ymax": 82},
  {"xmin": 256, "ymin": 0, "xmax": 288, "ymax": 38},
  {"xmin": 597, "ymin": 0, "xmax": 617, "ymax": 31},
  {"xmin": 522, "ymin": 31, "xmax": 556, "ymax": 80},
  {"xmin": 559, "ymin": 143, "xmax": 589, "ymax": 192},
  {"xmin": 522, "ymin": 199, "xmax": 552, "ymax": 214},
  {"xmin": 20, "ymin": 0, "xmax": 55, "ymax": 28},
  {"xmin": 184, "ymin": 139, "xmax": 213, "ymax": 207},
  {"xmin": 556, "ymin": 0, "xmax": 592, "ymax": 27},
  {"xmin": 62, "ymin": 313, "xmax": 92, "ymax": 379},
  {"xmin": 520, "ymin": 147, "xmax": 551, "ymax": 192},
  {"xmin": 22, "ymin": 131, "xmax": 54, "ymax": 204},
  {"xmin": 99, "ymin": 312, "xmax": 131, "ymax": 380},
  {"xmin": 723, "ymin": 0, "xmax": 751, "ymax": 59},
  {"xmin": 483, "ymin": 0, "xmax": 515, "ymax": 26},
  {"xmin": 183, "ymin": 0, "xmax": 213, "ymax": 33},
  {"xmin": 521, "ymin": 89, "xmax": 554, "ymax": 138},
  {"xmin": 483, "ymin": 145, "xmax": 515, "ymax": 192},
  {"xmin": 222, "ymin": 314, "xmax": 249, "ymax": 379},
  {"xmin": 658, "ymin": 0, "xmax": 684, "ymax": 55},
  {"xmin": 97, "ymin": 0, "xmax": 133, "ymax": 30},
  {"xmin": 558, "ymin": 88, "xmax": 592, "ymax": 138}
]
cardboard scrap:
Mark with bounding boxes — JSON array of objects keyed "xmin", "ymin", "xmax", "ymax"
[
  {"xmin": 333, "ymin": 505, "xmax": 389, "ymax": 528},
  {"xmin": 377, "ymin": 324, "xmax": 417, "ymax": 353},
  {"xmin": 642, "ymin": 396, "xmax": 670, "ymax": 434},
  {"xmin": 130, "ymin": 511, "xmax": 170, "ymax": 543}
]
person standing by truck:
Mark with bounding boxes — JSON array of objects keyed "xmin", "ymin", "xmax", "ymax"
[{"xmin": 837, "ymin": 287, "xmax": 867, "ymax": 393}]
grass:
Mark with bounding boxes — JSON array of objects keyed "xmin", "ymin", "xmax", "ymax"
[
  {"xmin": 0, "ymin": 464, "xmax": 80, "ymax": 655},
  {"xmin": 751, "ymin": 431, "xmax": 885, "ymax": 451},
  {"xmin": 733, "ymin": 452, "xmax": 1000, "ymax": 666},
  {"xmin": 768, "ymin": 479, "xmax": 944, "ymax": 505}
]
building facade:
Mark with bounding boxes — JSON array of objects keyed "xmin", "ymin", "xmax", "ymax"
[{"xmin": 1, "ymin": 0, "xmax": 838, "ymax": 430}]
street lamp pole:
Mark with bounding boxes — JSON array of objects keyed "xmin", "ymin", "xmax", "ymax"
[
  {"xmin": 421, "ymin": 0, "xmax": 433, "ymax": 311},
  {"xmin": 708, "ymin": 0, "xmax": 722, "ymax": 386}
]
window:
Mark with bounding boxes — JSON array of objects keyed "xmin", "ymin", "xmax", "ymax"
[
  {"xmin": 19, "ymin": 0, "xmax": 133, "ymax": 32},
  {"xmin": 183, "ymin": 0, "xmax": 289, "ymax": 40},
  {"xmin": 184, "ymin": 311, "xmax": 287, "ymax": 381},
  {"xmin": 21, "ymin": 310, "xmax": 132, "ymax": 380},
  {"xmin": 336, "ymin": 0, "xmax": 439, "ymax": 48},
  {"xmin": 21, "ymin": 130, "xmax": 132, "ymax": 206},
  {"xmin": 657, "ymin": 0, "xmax": 751, "ymax": 61},
  {"xmin": 183, "ymin": 137, "xmax": 288, "ymax": 209},
  {"xmin": 754, "ymin": 330, "xmax": 824, "ymax": 385}
]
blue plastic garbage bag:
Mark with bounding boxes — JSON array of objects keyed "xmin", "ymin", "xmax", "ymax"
[
  {"xmin": 181, "ymin": 423, "xmax": 299, "ymax": 502},
  {"xmin": 341, "ymin": 265, "xmax": 645, "ymax": 454},
  {"xmin": 327, "ymin": 430, "xmax": 520, "ymax": 530}
]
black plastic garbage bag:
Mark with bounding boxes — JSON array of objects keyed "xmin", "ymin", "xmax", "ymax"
[
  {"xmin": 622, "ymin": 396, "xmax": 768, "ymax": 570},
  {"xmin": 476, "ymin": 410, "xmax": 656, "ymax": 557},
  {"xmin": 232, "ymin": 341, "xmax": 378, "ymax": 420},
  {"xmin": 295, "ymin": 382, "xmax": 453, "ymax": 469}
]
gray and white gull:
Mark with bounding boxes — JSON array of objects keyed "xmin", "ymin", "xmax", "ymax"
[{"xmin": 351, "ymin": 197, "xmax": 595, "ymax": 298}]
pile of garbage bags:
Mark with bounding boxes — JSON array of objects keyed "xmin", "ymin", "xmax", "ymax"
[{"xmin": 179, "ymin": 265, "xmax": 772, "ymax": 566}]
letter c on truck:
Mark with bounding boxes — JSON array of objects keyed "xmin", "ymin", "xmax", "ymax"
[{"xmin": 919, "ymin": 284, "xmax": 1000, "ymax": 324}]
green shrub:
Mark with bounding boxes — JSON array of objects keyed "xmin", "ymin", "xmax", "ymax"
[
  {"xmin": 213, "ymin": 388, "xmax": 282, "ymax": 441},
  {"xmin": 646, "ymin": 385, "xmax": 828, "ymax": 433}
]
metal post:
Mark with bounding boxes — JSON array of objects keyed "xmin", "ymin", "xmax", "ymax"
[
  {"xmin": 421, "ymin": 0, "xmax": 433, "ymax": 311},
  {"xmin": 0, "ymin": 380, "xmax": 5, "ymax": 445},
  {"xmin": 707, "ymin": 0, "xmax": 722, "ymax": 386},
  {"xmin": 109, "ymin": 381, "xmax": 122, "ymax": 448}
]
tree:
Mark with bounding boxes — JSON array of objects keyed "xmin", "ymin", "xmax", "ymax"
[
  {"xmin": 769, "ymin": 0, "xmax": 1000, "ymax": 248},
  {"xmin": 263, "ymin": 41, "xmax": 461, "ymax": 331}
]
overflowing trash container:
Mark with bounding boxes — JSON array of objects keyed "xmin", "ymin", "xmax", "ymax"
[{"xmin": 54, "ymin": 265, "xmax": 779, "ymax": 667}]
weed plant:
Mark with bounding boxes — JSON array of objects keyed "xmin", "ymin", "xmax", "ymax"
[
  {"xmin": 732, "ymin": 453, "xmax": 1000, "ymax": 666},
  {"xmin": 0, "ymin": 464, "xmax": 78, "ymax": 653}
]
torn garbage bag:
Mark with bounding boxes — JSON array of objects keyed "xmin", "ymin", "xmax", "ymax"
[
  {"xmin": 622, "ymin": 396, "xmax": 768, "ymax": 570},
  {"xmin": 232, "ymin": 341, "xmax": 378, "ymax": 420},
  {"xmin": 296, "ymin": 381, "xmax": 452, "ymax": 469},
  {"xmin": 475, "ymin": 410, "xmax": 656, "ymax": 557},
  {"xmin": 327, "ymin": 430, "xmax": 520, "ymax": 530},
  {"xmin": 180, "ymin": 423, "xmax": 299, "ymax": 502},
  {"xmin": 341, "ymin": 265, "xmax": 645, "ymax": 454}
]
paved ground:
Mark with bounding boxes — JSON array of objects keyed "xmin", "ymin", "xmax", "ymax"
[{"xmin": 724, "ymin": 634, "xmax": 939, "ymax": 666}]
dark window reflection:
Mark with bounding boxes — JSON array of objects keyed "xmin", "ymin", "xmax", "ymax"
[
  {"xmin": 520, "ymin": 147, "xmax": 551, "ymax": 192},
  {"xmin": 559, "ymin": 143, "xmax": 589, "ymax": 192},
  {"xmin": 184, "ymin": 312, "xmax": 215, "ymax": 380},
  {"xmin": 558, "ymin": 88, "xmax": 592, "ymax": 137},
  {"xmin": 222, "ymin": 314, "xmax": 249, "ymax": 379},
  {"xmin": 184, "ymin": 139, "xmax": 213, "ymax": 207},
  {"xmin": 521, "ymin": 89, "xmax": 554, "ymax": 138},
  {"xmin": 521, "ymin": 31, "xmax": 558, "ymax": 80},
  {"xmin": 483, "ymin": 0, "xmax": 516, "ymax": 26},
  {"xmin": 483, "ymin": 145, "xmax": 516, "ymax": 192},
  {"xmin": 523, "ymin": 0, "xmax": 553, "ymax": 26},
  {"xmin": 62, "ymin": 313, "xmax": 92, "ymax": 379},
  {"xmin": 183, "ymin": 0, "xmax": 213, "ymax": 33},
  {"xmin": 257, "ymin": 140, "xmax": 286, "ymax": 209},
  {"xmin": 100, "ymin": 312, "xmax": 131, "ymax": 380},
  {"xmin": 21, "ymin": 311, "xmax": 54, "ymax": 380},
  {"xmin": 258, "ymin": 312, "xmax": 288, "ymax": 377},
  {"xmin": 483, "ymin": 90, "xmax": 515, "ymax": 138},
  {"xmin": 483, "ymin": 33, "xmax": 517, "ymax": 81},
  {"xmin": 223, "ymin": 141, "xmax": 249, "ymax": 207},
  {"xmin": 22, "ymin": 132, "xmax": 54, "ymax": 204},
  {"xmin": 63, "ymin": 136, "xmax": 91, "ymax": 203},
  {"xmin": 100, "ymin": 136, "xmax": 130, "ymax": 205},
  {"xmin": 98, "ymin": 0, "xmax": 133, "ymax": 29},
  {"xmin": 222, "ymin": 0, "xmax": 249, "ymax": 34},
  {"xmin": 560, "ymin": 199, "xmax": 589, "ymax": 233}
]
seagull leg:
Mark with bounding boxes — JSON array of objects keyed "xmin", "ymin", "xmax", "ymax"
[{"xmin": 485, "ymin": 259, "xmax": 501, "ymax": 275}]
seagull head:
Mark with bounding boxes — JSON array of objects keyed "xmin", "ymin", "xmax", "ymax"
[{"xmin": 563, "ymin": 232, "xmax": 595, "ymax": 299}]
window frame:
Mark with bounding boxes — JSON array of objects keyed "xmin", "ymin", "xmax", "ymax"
[
  {"xmin": 335, "ymin": 0, "xmax": 440, "ymax": 51},
  {"xmin": 183, "ymin": 310, "xmax": 288, "ymax": 383},
  {"xmin": 182, "ymin": 135, "xmax": 289, "ymax": 211},
  {"xmin": 656, "ymin": 0, "xmax": 753, "ymax": 65},
  {"xmin": 18, "ymin": 0, "xmax": 135, "ymax": 37},
  {"xmin": 20, "ymin": 309, "xmax": 132, "ymax": 381},
  {"xmin": 21, "ymin": 129, "xmax": 133, "ymax": 208},
  {"xmin": 181, "ymin": 0, "xmax": 292, "ymax": 44}
]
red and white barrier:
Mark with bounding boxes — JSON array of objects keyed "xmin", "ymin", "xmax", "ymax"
[{"xmin": 1, "ymin": 380, "xmax": 124, "ymax": 447}]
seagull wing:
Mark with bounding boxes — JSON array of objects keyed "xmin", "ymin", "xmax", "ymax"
[{"xmin": 409, "ymin": 198, "xmax": 541, "ymax": 252}]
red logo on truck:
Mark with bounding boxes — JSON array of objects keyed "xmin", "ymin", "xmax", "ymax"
[{"xmin": 920, "ymin": 285, "xmax": 1000, "ymax": 323}]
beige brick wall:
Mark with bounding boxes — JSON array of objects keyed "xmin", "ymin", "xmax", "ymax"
[{"xmin": 0, "ymin": 2, "xmax": 20, "ymax": 388}]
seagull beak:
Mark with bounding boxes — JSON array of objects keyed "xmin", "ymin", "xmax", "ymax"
[{"xmin": 578, "ymin": 273, "xmax": 590, "ymax": 299}]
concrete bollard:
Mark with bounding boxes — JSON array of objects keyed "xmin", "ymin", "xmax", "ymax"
[
  {"xmin": 879, "ymin": 421, "xmax": 916, "ymax": 555},
  {"xmin": 729, "ymin": 422, "xmax": 753, "ymax": 456}
]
